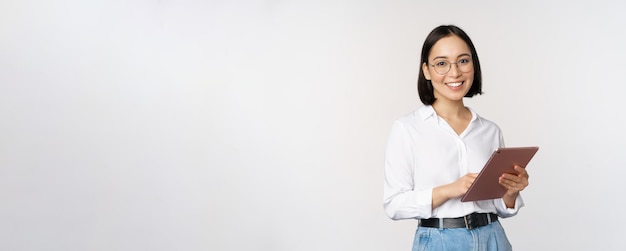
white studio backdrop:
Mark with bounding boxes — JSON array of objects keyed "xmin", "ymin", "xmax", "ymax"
[{"xmin": 1, "ymin": 0, "xmax": 625, "ymax": 250}]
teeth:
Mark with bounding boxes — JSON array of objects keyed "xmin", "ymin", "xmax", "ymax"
[{"xmin": 447, "ymin": 82, "xmax": 462, "ymax": 87}]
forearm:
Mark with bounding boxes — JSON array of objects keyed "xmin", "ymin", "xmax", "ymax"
[
  {"xmin": 431, "ymin": 184, "xmax": 453, "ymax": 209},
  {"xmin": 502, "ymin": 192, "xmax": 519, "ymax": 208}
]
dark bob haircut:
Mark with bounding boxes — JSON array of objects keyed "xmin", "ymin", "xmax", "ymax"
[{"xmin": 417, "ymin": 25, "xmax": 483, "ymax": 105}]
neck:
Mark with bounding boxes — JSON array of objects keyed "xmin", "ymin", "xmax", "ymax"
[{"xmin": 431, "ymin": 99, "xmax": 467, "ymax": 119}]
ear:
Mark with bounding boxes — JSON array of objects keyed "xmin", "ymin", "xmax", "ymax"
[{"xmin": 422, "ymin": 63, "xmax": 431, "ymax": 80}]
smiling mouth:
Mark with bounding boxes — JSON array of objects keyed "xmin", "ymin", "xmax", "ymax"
[{"xmin": 446, "ymin": 81, "xmax": 463, "ymax": 87}]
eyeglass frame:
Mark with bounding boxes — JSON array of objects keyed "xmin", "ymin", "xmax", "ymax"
[{"xmin": 428, "ymin": 57, "xmax": 474, "ymax": 75}]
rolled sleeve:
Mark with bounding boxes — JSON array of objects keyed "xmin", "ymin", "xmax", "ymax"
[{"xmin": 495, "ymin": 194, "xmax": 525, "ymax": 218}]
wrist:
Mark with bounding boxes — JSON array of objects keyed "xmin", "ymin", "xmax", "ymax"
[{"xmin": 502, "ymin": 192, "xmax": 519, "ymax": 208}]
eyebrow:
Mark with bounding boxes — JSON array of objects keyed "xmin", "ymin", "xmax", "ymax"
[{"xmin": 432, "ymin": 53, "xmax": 472, "ymax": 60}]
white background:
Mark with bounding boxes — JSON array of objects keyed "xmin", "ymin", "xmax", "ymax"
[{"xmin": 1, "ymin": 0, "xmax": 625, "ymax": 250}]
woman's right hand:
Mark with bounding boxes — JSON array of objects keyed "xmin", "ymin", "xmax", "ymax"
[
  {"xmin": 449, "ymin": 173, "xmax": 478, "ymax": 198},
  {"xmin": 432, "ymin": 173, "xmax": 478, "ymax": 209}
]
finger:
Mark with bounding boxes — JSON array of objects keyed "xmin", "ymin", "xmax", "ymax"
[
  {"xmin": 500, "ymin": 182, "xmax": 523, "ymax": 193},
  {"xmin": 505, "ymin": 176, "xmax": 528, "ymax": 187},
  {"xmin": 514, "ymin": 165, "xmax": 528, "ymax": 177},
  {"xmin": 499, "ymin": 177, "xmax": 522, "ymax": 188},
  {"xmin": 500, "ymin": 173, "xmax": 519, "ymax": 181}
]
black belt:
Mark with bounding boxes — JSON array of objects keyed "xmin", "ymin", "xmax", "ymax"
[{"xmin": 419, "ymin": 213, "xmax": 498, "ymax": 230}]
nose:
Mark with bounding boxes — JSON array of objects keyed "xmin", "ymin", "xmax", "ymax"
[{"xmin": 447, "ymin": 63, "xmax": 461, "ymax": 77}]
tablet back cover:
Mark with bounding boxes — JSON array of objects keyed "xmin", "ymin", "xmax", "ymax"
[{"xmin": 461, "ymin": 147, "xmax": 539, "ymax": 202}]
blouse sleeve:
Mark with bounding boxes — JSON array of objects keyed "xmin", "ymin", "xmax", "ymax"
[
  {"xmin": 495, "ymin": 195, "xmax": 524, "ymax": 218},
  {"xmin": 383, "ymin": 121, "xmax": 434, "ymax": 220}
]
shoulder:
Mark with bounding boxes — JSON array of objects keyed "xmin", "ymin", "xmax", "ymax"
[
  {"xmin": 387, "ymin": 106, "xmax": 437, "ymax": 139},
  {"xmin": 468, "ymin": 107, "xmax": 503, "ymax": 133},
  {"xmin": 393, "ymin": 105, "xmax": 434, "ymax": 125}
]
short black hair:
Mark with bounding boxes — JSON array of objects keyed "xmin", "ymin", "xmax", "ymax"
[{"xmin": 417, "ymin": 25, "xmax": 483, "ymax": 105}]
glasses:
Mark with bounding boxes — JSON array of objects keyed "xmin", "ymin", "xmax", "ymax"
[{"xmin": 429, "ymin": 57, "xmax": 473, "ymax": 75}]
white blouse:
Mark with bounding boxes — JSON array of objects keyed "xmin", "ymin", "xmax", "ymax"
[{"xmin": 383, "ymin": 105, "xmax": 523, "ymax": 220}]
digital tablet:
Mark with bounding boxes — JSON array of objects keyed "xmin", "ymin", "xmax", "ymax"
[{"xmin": 461, "ymin": 146, "xmax": 539, "ymax": 202}]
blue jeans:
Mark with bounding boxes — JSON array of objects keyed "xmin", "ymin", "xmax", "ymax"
[{"xmin": 412, "ymin": 221, "xmax": 512, "ymax": 251}]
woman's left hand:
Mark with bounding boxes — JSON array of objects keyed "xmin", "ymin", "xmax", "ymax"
[
  {"xmin": 499, "ymin": 165, "xmax": 529, "ymax": 207},
  {"xmin": 499, "ymin": 164, "xmax": 529, "ymax": 195}
]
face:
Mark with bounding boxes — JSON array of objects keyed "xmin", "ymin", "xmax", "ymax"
[{"xmin": 422, "ymin": 35, "xmax": 474, "ymax": 103}]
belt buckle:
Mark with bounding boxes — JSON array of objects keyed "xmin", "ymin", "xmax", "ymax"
[{"xmin": 464, "ymin": 214, "xmax": 475, "ymax": 230}]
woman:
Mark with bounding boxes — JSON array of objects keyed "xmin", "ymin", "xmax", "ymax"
[{"xmin": 383, "ymin": 25, "xmax": 529, "ymax": 251}]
